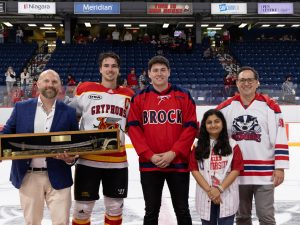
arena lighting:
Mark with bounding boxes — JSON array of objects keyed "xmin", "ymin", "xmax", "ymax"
[
  {"xmin": 60, "ymin": 24, "xmax": 63, "ymax": 27},
  {"xmin": 291, "ymin": 24, "xmax": 300, "ymax": 27},
  {"xmin": 124, "ymin": 24, "xmax": 132, "ymax": 27},
  {"xmin": 207, "ymin": 27, "xmax": 222, "ymax": 30},
  {"xmin": 40, "ymin": 27, "xmax": 55, "ymax": 30},
  {"xmin": 277, "ymin": 24, "xmax": 285, "ymax": 27},
  {"xmin": 261, "ymin": 24, "xmax": 270, "ymax": 27},
  {"xmin": 3, "ymin": 22, "xmax": 13, "ymax": 27},
  {"xmin": 185, "ymin": 24, "xmax": 194, "ymax": 27},
  {"xmin": 28, "ymin": 24, "xmax": 37, "ymax": 27},
  {"xmin": 201, "ymin": 24, "xmax": 209, "ymax": 27},
  {"xmin": 84, "ymin": 22, "xmax": 91, "ymax": 27},
  {"xmin": 44, "ymin": 24, "xmax": 52, "ymax": 27},
  {"xmin": 139, "ymin": 24, "xmax": 147, "ymax": 27},
  {"xmin": 216, "ymin": 24, "xmax": 224, "ymax": 27},
  {"xmin": 162, "ymin": 23, "xmax": 169, "ymax": 28},
  {"xmin": 238, "ymin": 23, "xmax": 248, "ymax": 28},
  {"xmin": 108, "ymin": 24, "xmax": 116, "ymax": 27}
]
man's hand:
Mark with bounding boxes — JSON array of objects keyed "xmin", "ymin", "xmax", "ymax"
[
  {"xmin": 55, "ymin": 151, "xmax": 78, "ymax": 165},
  {"xmin": 272, "ymin": 169, "xmax": 285, "ymax": 187},
  {"xmin": 155, "ymin": 151, "xmax": 176, "ymax": 168},
  {"xmin": 150, "ymin": 154, "xmax": 162, "ymax": 165}
]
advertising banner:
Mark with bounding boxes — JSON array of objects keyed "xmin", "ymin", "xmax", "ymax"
[
  {"xmin": 258, "ymin": 3, "xmax": 294, "ymax": 14},
  {"xmin": 211, "ymin": 3, "xmax": 247, "ymax": 15},
  {"xmin": 18, "ymin": 2, "xmax": 56, "ymax": 14},
  {"xmin": 74, "ymin": 2, "xmax": 120, "ymax": 14},
  {"xmin": 147, "ymin": 3, "xmax": 193, "ymax": 15}
]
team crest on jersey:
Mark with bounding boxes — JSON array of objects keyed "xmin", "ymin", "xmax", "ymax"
[
  {"xmin": 232, "ymin": 115, "xmax": 262, "ymax": 142},
  {"xmin": 157, "ymin": 95, "xmax": 171, "ymax": 105},
  {"xmin": 94, "ymin": 117, "xmax": 120, "ymax": 129},
  {"xmin": 278, "ymin": 118, "xmax": 284, "ymax": 127}
]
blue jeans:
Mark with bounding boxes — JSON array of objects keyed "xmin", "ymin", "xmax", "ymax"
[
  {"xmin": 140, "ymin": 171, "xmax": 192, "ymax": 225},
  {"xmin": 201, "ymin": 203, "xmax": 235, "ymax": 225}
]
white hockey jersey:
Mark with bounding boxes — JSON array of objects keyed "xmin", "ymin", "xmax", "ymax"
[
  {"xmin": 68, "ymin": 82, "xmax": 134, "ymax": 168},
  {"xmin": 217, "ymin": 93, "xmax": 289, "ymax": 185}
]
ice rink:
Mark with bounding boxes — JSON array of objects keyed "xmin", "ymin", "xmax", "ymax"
[{"xmin": 0, "ymin": 145, "xmax": 299, "ymax": 225}]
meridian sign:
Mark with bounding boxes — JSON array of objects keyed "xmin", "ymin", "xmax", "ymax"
[{"xmin": 74, "ymin": 2, "xmax": 120, "ymax": 14}]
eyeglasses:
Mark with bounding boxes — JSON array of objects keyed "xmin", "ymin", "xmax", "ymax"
[{"xmin": 237, "ymin": 78, "xmax": 257, "ymax": 84}]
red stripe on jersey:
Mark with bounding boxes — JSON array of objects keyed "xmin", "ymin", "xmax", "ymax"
[
  {"xmin": 216, "ymin": 95, "xmax": 238, "ymax": 110},
  {"xmin": 275, "ymin": 156, "xmax": 289, "ymax": 161},
  {"xmin": 275, "ymin": 144, "xmax": 289, "ymax": 149},
  {"xmin": 240, "ymin": 171, "xmax": 273, "ymax": 176},
  {"xmin": 243, "ymin": 160, "xmax": 274, "ymax": 165}
]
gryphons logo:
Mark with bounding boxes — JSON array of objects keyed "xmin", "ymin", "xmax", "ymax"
[
  {"xmin": 232, "ymin": 115, "xmax": 261, "ymax": 142},
  {"xmin": 94, "ymin": 117, "xmax": 120, "ymax": 129}
]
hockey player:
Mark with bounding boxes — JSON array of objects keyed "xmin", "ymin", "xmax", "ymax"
[
  {"xmin": 128, "ymin": 55, "xmax": 198, "ymax": 225},
  {"xmin": 217, "ymin": 66, "xmax": 289, "ymax": 225},
  {"xmin": 69, "ymin": 52, "xmax": 134, "ymax": 225}
]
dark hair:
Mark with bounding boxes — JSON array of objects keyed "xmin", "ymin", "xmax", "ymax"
[
  {"xmin": 148, "ymin": 55, "xmax": 170, "ymax": 71},
  {"xmin": 99, "ymin": 52, "xmax": 120, "ymax": 68},
  {"xmin": 195, "ymin": 109, "xmax": 232, "ymax": 161},
  {"xmin": 237, "ymin": 66, "xmax": 259, "ymax": 80}
]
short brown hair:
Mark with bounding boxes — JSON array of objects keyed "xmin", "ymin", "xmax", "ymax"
[
  {"xmin": 237, "ymin": 66, "xmax": 259, "ymax": 80},
  {"xmin": 99, "ymin": 52, "xmax": 120, "ymax": 68},
  {"xmin": 148, "ymin": 55, "xmax": 170, "ymax": 71}
]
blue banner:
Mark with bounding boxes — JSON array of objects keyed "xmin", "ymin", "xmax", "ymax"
[{"xmin": 74, "ymin": 2, "xmax": 120, "ymax": 14}]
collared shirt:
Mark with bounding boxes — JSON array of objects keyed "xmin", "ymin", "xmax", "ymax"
[{"xmin": 30, "ymin": 96, "xmax": 56, "ymax": 168}]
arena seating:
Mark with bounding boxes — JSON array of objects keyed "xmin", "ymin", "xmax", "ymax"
[
  {"xmin": 230, "ymin": 41, "xmax": 300, "ymax": 99},
  {"xmin": 45, "ymin": 41, "xmax": 224, "ymax": 103},
  {"xmin": 0, "ymin": 43, "xmax": 38, "ymax": 85}
]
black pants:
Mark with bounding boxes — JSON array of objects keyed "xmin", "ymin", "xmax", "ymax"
[{"xmin": 140, "ymin": 171, "xmax": 192, "ymax": 225}]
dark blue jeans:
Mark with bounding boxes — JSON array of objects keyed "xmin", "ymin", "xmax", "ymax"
[
  {"xmin": 140, "ymin": 171, "xmax": 192, "ymax": 225},
  {"xmin": 201, "ymin": 203, "xmax": 235, "ymax": 225}
]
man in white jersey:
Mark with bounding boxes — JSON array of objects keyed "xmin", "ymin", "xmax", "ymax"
[
  {"xmin": 217, "ymin": 66, "xmax": 289, "ymax": 225},
  {"xmin": 68, "ymin": 52, "xmax": 134, "ymax": 225}
]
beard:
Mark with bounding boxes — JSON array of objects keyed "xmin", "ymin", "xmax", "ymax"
[{"xmin": 40, "ymin": 87, "xmax": 58, "ymax": 99}]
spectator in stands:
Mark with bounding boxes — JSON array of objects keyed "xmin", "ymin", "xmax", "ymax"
[
  {"xmin": 138, "ymin": 69, "xmax": 149, "ymax": 91},
  {"xmin": 20, "ymin": 67, "xmax": 31, "ymax": 94},
  {"xmin": 112, "ymin": 29, "xmax": 120, "ymax": 43},
  {"xmin": 190, "ymin": 109, "xmax": 243, "ymax": 225},
  {"xmin": 123, "ymin": 30, "xmax": 133, "ymax": 43},
  {"xmin": 42, "ymin": 40, "xmax": 49, "ymax": 54},
  {"xmin": 16, "ymin": 26, "xmax": 23, "ymax": 44},
  {"xmin": 217, "ymin": 66, "xmax": 289, "ymax": 225},
  {"xmin": 143, "ymin": 33, "xmax": 151, "ymax": 44},
  {"xmin": 222, "ymin": 29, "xmax": 231, "ymax": 53},
  {"xmin": 214, "ymin": 32, "xmax": 222, "ymax": 54},
  {"xmin": 282, "ymin": 74, "xmax": 297, "ymax": 104},
  {"xmin": 10, "ymin": 83, "xmax": 24, "ymax": 105},
  {"xmin": 186, "ymin": 36, "xmax": 193, "ymax": 53},
  {"xmin": 3, "ymin": 28, "xmax": 9, "ymax": 43},
  {"xmin": 150, "ymin": 35, "xmax": 157, "ymax": 45},
  {"xmin": 127, "ymin": 67, "xmax": 138, "ymax": 91},
  {"xmin": 31, "ymin": 78, "xmax": 39, "ymax": 98},
  {"xmin": 202, "ymin": 34, "xmax": 211, "ymax": 50},
  {"xmin": 66, "ymin": 74, "xmax": 76, "ymax": 97},
  {"xmin": 5, "ymin": 66, "xmax": 16, "ymax": 95},
  {"xmin": 76, "ymin": 33, "xmax": 86, "ymax": 44},
  {"xmin": 128, "ymin": 55, "xmax": 197, "ymax": 225}
]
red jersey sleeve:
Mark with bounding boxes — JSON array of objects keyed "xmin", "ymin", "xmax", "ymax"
[
  {"xmin": 231, "ymin": 144, "xmax": 244, "ymax": 171},
  {"xmin": 189, "ymin": 147, "xmax": 200, "ymax": 171}
]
